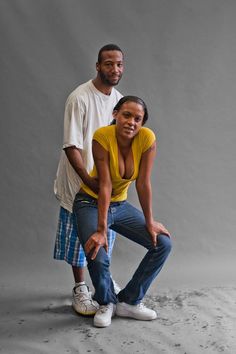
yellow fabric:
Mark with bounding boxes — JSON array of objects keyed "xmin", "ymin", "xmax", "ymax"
[{"xmin": 81, "ymin": 125, "xmax": 156, "ymax": 201}]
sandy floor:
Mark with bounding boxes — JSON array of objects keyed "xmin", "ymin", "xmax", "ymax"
[{"xmin": 1, "ymin": 284, "xmax": 235, "ymax": 354}]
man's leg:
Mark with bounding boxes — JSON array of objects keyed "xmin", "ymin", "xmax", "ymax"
[
  {"xmin": 72, "ymin": 266, "xmax": 85, "ymax": 283},
  {"xmin": 54, "ymin": 206, "xmax": 98, "ymax": 315},
  {"xmin": 70, "ymin": 212, "xmax": 99, "ymax": 315}
]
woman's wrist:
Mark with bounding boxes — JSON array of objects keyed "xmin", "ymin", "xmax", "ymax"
[
  {"xmin": 145, "ymin": 219, "xmax": 154, "ymax": 229},
  {"xmin": 97, "ymin": 225, "xmax": 107, "ymax": 234}
]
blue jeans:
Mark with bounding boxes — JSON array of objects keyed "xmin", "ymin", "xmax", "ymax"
[{"xmin": 73, "ymin": 193, "xmax": 172, "ymax": 306}]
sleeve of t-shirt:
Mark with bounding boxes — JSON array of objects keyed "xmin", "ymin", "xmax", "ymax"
[
  {"xmin": 141, "ymin": 128, "xmax": 156, "ymax": 152},
  {"xmin": 63, "ymin": 97, "xmax": 85, "ymax": 149},
  {"xmin": 92, "ymin": 127, "xmax": 109, "ymax": 151}
]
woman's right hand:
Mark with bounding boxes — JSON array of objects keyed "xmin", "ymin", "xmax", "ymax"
[{"xmin": 84, "ymin": 231, "xmax": 108, "ymax": 260}]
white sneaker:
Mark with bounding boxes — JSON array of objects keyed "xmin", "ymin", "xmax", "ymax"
[
  {"xmin": 72, "ymin": 284, "xmax": 99, "ymax": 316},
  {"xmin": 94, "ymin": 303, "xmax": 116, "ymax": 328},
  {"xmin": 116, "ymin": 302, "xmax": 157, "ymax": 321}
]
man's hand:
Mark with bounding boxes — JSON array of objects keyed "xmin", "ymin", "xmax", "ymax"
[
  {"xmin": 146, "ymin": 221, "xmax": 170, "ymax": 247},
  {"xmin": 65, "ymin": 147, "xmax": 99, "ymax": 194},
  {"xmin": 85, "ymin": 231, "xmax": 108, "ymax": 260},
  {"xmin": 85, "ymin": 176, "xmax": 99, "ymax": 194}
]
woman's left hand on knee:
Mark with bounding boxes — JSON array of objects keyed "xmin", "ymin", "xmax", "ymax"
[{"xmin": 146, "ymin": 221, "xmax": 170, "ymax": 247}]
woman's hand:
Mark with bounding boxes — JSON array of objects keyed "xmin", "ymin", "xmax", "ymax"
[
  {"xmin": 84, "ymin": 231, "xmax": 108, "ymax": 260},
  {"xmin": 146, "ymin": 221, "xmax": 170, "ymax": 247}
]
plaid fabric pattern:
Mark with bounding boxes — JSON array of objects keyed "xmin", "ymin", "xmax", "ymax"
[{"xmin": 54, "ymin": 206, "xmax": 116, "ymax": 267}]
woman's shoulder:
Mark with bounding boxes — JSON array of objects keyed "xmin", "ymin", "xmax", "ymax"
[
  {"xmin": 139, "ymin": 126, "xmax": 156, "ymax": 140},
  {"xmin": 93, "ymin": 125, "xmax": 115, "ymax": 150},
  {"xmin": 94, "ymin": 125, "xmax": 115, "ymax": 136},
  {"xmin": 136, "ymin": 127, "xmax": 156, "ymax": 152}
]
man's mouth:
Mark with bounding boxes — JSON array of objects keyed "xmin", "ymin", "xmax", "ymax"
[{"xmin": 110, "ymin": 75, "xmax": 120, "ymax": 80}]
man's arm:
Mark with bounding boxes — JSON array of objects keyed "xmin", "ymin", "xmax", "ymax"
[
  {"xmin": 63, "ymin": 97, "xmax": 99, "ymax": 193},
  {"xmin": 65, "ymin": 146, "xmax": 99, "ymax": 194}
]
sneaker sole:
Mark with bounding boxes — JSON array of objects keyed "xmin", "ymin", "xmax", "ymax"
[
  {"xmin": 93, "ymin": 308, "xmax": 116, "ymax": 327},
  {"xmin": 72, "ymin": 304, "xmax": 97, "ymax": 316},
  {"xmin": 93, "ymin": 318, "xmax": 112, "ymax": 328},
  {"xmin": 116, "ymin": 308, "xmax": 157, "ymax": 321}
]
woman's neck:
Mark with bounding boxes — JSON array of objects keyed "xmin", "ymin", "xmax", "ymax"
[{"xmin": 116, "ymin": 132, "xmax": 133, "ymax": 150}]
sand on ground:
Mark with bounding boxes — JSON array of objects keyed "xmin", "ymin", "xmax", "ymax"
[{"xmin": 1, "ymin": 284, "xmax": 235, "ymax": 354}]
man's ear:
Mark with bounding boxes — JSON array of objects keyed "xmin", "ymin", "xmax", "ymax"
[{"xmin": 96, "ymin": 62, "xmax": 100, "ymax": 72}]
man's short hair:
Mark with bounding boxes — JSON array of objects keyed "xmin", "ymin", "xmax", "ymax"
[{"xmin": 97, "ymin": 44, "xmax": 123, "ymax": 63}]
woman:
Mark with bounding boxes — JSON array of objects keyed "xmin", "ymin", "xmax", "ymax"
[{"xmin": 73, "ymin": 96, "xmax": 172, "ymax": 328}]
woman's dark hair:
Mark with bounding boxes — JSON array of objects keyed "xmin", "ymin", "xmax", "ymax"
[{"xmin": 111, "ymin": 96, "xmax": 149, "ymax": 125}]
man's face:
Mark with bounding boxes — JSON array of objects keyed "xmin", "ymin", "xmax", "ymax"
[{"xmin": 96, "ymin": 50, "xmax": 124, "ymax": 86}]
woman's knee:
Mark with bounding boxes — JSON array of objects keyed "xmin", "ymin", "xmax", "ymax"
[
  {"xmin": 158, "ymin": 234, "xmax": 172, "ymax": 253},
  {"xmin": 87, "ymin": 248, "xmax": 110, "ymax": 271}
]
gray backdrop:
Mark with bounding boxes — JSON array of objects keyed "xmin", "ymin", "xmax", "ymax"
[{"xmin": 1, "ymin": 0, "xmax": 235, "ymax": 291}]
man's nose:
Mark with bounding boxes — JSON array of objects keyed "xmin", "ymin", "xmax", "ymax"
[{"xmin": 112, "ymin": 64, "xmax": 120, "ymax": 73}]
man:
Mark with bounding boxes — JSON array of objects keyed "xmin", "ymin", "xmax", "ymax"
[{"xmin": 54, "ymin": 44, "xmax": 124, "ymax": 316}]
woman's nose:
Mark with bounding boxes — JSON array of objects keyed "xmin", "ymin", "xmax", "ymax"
[{"xmin": 128, "ymin": 117, "xmax": 135, "ymax": 125}]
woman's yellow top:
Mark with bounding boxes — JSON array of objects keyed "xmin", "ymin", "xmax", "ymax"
[{"xmin": 81, "ymin": 125, "xmax": 156, "ymax": 202}]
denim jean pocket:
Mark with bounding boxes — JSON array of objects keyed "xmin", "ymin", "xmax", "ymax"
[{"xmin": 74, "ymin": 193, "xmax": 98, "ymax": 207}]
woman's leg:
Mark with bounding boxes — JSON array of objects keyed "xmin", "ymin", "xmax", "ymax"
[
  {"xmin": 73, "ymin": 195, "xmax": 116, "ymax": 305},
  {"xmin": 111, "ymin": 201, "xmax": 172, "ymax": 305}
]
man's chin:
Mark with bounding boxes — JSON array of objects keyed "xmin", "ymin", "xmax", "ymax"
[
  {"xmin": 108, "ymin": 79, "xmax": 120, "ymax": 86},
  {"xmin": 107, "ymin": 75, "xmax": 122, "ymax": 85}
]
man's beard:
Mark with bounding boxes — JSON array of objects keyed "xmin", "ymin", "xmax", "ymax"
[{"xmin": 99, "ymin": 71, "xmax": 122, "ymax": 86}]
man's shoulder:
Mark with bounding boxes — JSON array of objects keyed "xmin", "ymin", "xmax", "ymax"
[
  {"xmin": 66, "ymin": 80, "xmax": 93, "ymax": 104},
  {"xmin": 112, "ymin": 87, "xmax": 123, "ymax": 100},
  {"xmin": 68, "ymin": 80, "xmax": 92, "ymax": 98}
]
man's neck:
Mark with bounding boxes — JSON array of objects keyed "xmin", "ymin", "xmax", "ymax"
[{"xmin": 92, "ymin": 78, "xmax": 113, "ymax": 96}]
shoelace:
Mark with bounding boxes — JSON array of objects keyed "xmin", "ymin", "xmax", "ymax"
[
  {"xmin": 74, "ymin": 290, "xmax": 93, "ymax": 303},
  {"xmin": 137, "ymin": 303, "xmax": 145, "ymax": 310},
  {"xmin": 98, "ymin": 305, "xmax": 111, "ymax": 314}
]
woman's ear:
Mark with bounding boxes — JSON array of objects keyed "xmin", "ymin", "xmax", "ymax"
[{"xmin": 112, "ymin": 110, "xmax": 117, "ymax": 119}]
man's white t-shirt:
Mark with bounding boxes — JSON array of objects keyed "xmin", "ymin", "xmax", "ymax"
[{"xmin": 54, "ymin": 80, "xmax": 123, "ymax": 212}]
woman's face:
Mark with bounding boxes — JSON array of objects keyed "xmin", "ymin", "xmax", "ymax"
[{"xmin": 113, "ymin": 101, "xmax": 145, "ymax": 140}]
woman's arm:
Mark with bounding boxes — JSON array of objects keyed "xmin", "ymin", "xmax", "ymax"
[
  {"xmin": 136, "ymin": 142, "xmax": 170, "ymax": 246},
  {"xmin": 84, "ymin": 140, "xmax": 112, "ymax": 260},
  {"xmin": 136, "ymin": 142, "xmax": 156, "ymax": 225}
]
